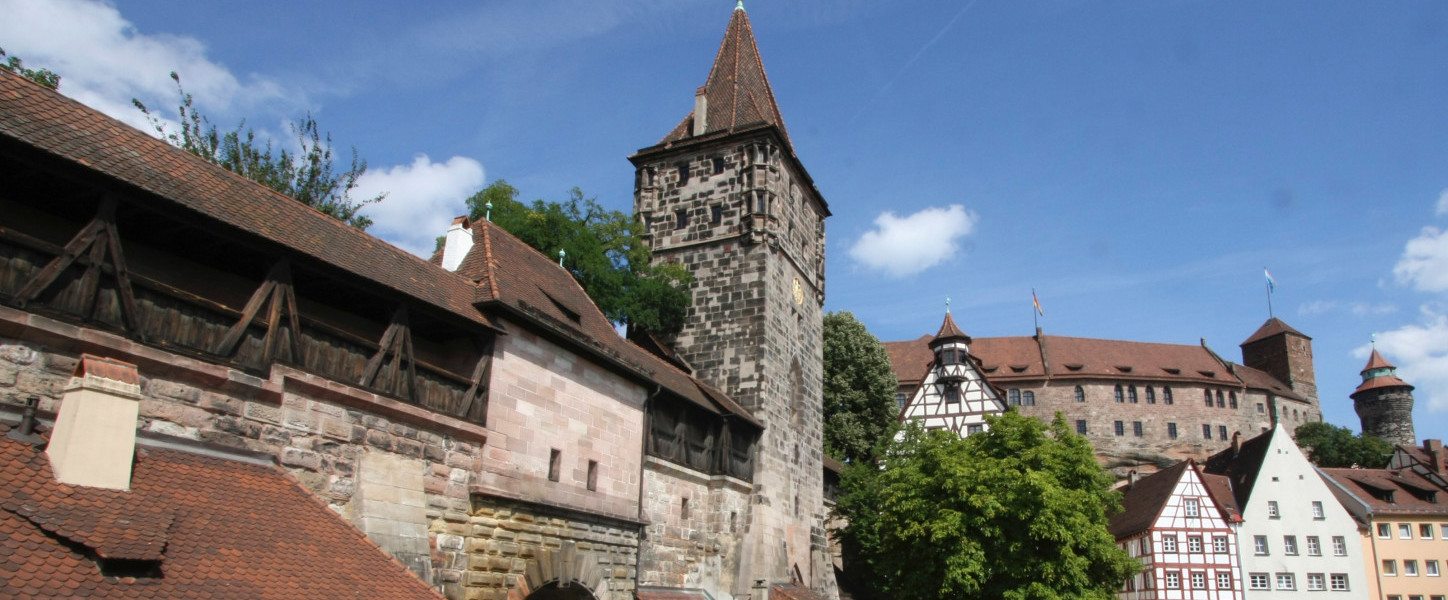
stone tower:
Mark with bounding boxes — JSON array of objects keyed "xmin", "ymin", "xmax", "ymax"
[
  {"xmin": 1352, "ymin": 348, "xmax": 1417, "ymax": 446},
  {"xmin": 1240, "ymin": 317, "xmax": 1319, "ymax": 417},
  {"xmin": 628, "ymin": 4, "xmax": 833, "ymax": 595}
]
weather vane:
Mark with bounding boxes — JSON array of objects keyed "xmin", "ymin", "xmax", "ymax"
[{"xmin": 945, "ymin": 297, "xmax": 951, "ymax": 314}]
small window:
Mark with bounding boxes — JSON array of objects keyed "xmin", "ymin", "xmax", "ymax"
[
  {"xmin": 1074, "ymin": 385, "xmax": 1085, "ymax": 402},
  {"xmin": 1268, "ymin": 501, "xmax": 1280, "ymax": 518},
  {"xmin": 1254, "ymin": 535, "xmax": 1268, "ymax": 555},
  {"xmin": 943, "ymin": 348, "xmax": 957, "ymax": 364},
  {"xmin": 1187, "ymin": 536, "xmax": 1202, "ymax": 553},
  {"xmin": 1405, "ymin": 560, "xmax": 1419, "ymax": 576},
  {"xmin": 730, "ymin": 511, "xmax": 737, "ymax": 533},
  {"xmin": 1190, "ymin": 571, "xmax": 1206, "ymax": 589},
  {"xmin": 1218, "ymin": 425, "xmax": 1228, "ymax": 440},
  {"xmin": 1009, "ymin": 388, "xmax": 1021, "ymax": 406},
  {"xmin": 1378, "ymin": 523, "xmax": 1392, "ymax": 538},
  {"xmin": 548, "ymin": 449, "xmax": 562, "ymax": 482},
  {"xmin": 1163, "ymin": 386, "xmax": 1173, "ymax": 404},
  {"xmin": 1075, "ymin": 420, "xmax": 1087, "ymax": 435},
  {"xmin": 676, "ymin": 209, "xmax": 689, "ymax": 229},
  {"xmin": 1283, "ymin": 535, "xmax": 1298, "ymax": 555},
  {"xmin": 1168, "ymin": 422, "xmax": 1178, "ymax": 439},
  {"xmin": 1185, "ymin": 498, "xmax": 1200, "ymax": 518},
  {"xmin": 1384, "ymin": 559, "xmax": 1398, "ymax": 576},
  {"xmin": 1116, "ymin": 385, "xmax": 1125, "ymax": 403},
  {"xmin": 1332, "ymin": 536, "xmax": 1347, "ymax": 556},
  {"xmin": 1216, "ymin": 390, "xmax": 1225, "ymax": 408},
  {"xmin": 1399, "ymin": 523, "xmax": 1413, "ymax": 539},
  {"xmin": 1203, "ymin": 424, "xmax": 1212, "ymax": 439},
  {"xmin": 895, "ymin": 392, "xmax": 908, "ymax": 410},
  {"xmin": 1133, "ymin": 421, "xmax": 1143, "ymax": 437},
  {"xmin": 1306, "ymin": 535, "xmax": 1320, "ymax": 556},
  {"xmin": 1114, "ymin": 421, "xmax": 1125, "ymax": 436},
  {"xmin": 1204, "ymin": 389, "xmax": 1213, "ymax": 407},
  {"xmin": 1328, "ymin": 574, "xmax": 1346, "ymax": 591},
  {"xmin": 1145, "ymin": 386, "xmax": 1156, "ymax": 404},
  {"xmin": 1257, "ymin": 402, "xmax": 1264, "ymax": 413},
  {"xmin": 1213, "ymin": 536, "xmax": 1228, "ymax": 553},
  {"xmin": 1164, "ymin": 572, "xmax": 1181, "ymax": 589},
  {"xmin": 1022, "ymin": 391, "xmax": 1035, "ymax": 406},
  {"xmin": 711, "ymin": 205, "xmax": 723, "ymax": 225},
  {"xmin": 945, "ymin": 386, "xmax": 960, "ymax": 404},
  {"xmin": 1276, "ymin": 573, "xmax": 1295, "ymax": 590},
  {"xmin": 1312, "ymin": 500, "xmax": 1325, "ymax": 519},
  {"xmin": 1306, "ymin": 573, "xmax": 1326, "ymax": 591},
  {"xmin": 712, "ymin": 157, "xmax": 724, "ymax": 174},
  {"xmin": 1128, "ymin": 385, "xmax": 1138, "ymax": 403},
  {"xmin": 1229, "ymin": 391, "xmax": 1238, "ymax": 408},
  {"xmin": 586, "ymin": 460, "xmax": 598, "ymax": 491},
  {"xmin": 677, "ymin": 162, "xmax": 691, "ymax": 185},
  {"xmin": 1216, "ymin": 571, "xmax": 1232, "ymax": 590},
  {"xmin": 1249, "ymin": 573, "xmax": 1270, "ymax": 590},
  {"xmin": 1163, "ymin": 535, "xmax": 1178, "ymax": 552},
  {"xmin": 681, "ymin": 497, "xmax": 690, "ymax": 519},
  {"xmin": 966, "ymin": 424, "xmax": 983, "ymax": 436},
  {"xmin": 1422, "ymin": 524, "xmax": 1435, "ymax": 539},
  {"xmin": 1427, "ymin": 560, "xmax": 1440, "ymax": 576}
]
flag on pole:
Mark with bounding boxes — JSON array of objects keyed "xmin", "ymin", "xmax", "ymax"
[
  {"xmin": 1032, "ymin": 289, "xmax": 1044, "ymax": 317},
  {"xmin": 1264, "ymin": 268, "xmax": 1276, "ymax": 293}
]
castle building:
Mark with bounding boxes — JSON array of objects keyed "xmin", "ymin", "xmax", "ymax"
[
  {"xmin": 1109, "ymin": 460, "xmax": 1245, "ymax": 600},
  {"xmin": 1352, "ymin": 348, "xmax": 1417, "ymax": 446},
  {"xmin": 884, "ymin": 317, "xmax": 1322, "ymax": 472},
  {"xmin": 896, "ymin": 312, "xmax": 1004, "ymax": 436},
  {"xmin": 629, "ymin": 4, "xmax": 834, "ymax": 597}
]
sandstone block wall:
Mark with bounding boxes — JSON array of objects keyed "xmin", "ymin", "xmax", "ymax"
[
  {"xmin": 1355, "ymin": 387, "xmax": 1416, "ymax": 446},
  {"xmin": 639, "ymin": 457, "xmax": 752, "ymax": 598},
  {"xmin": 463, "ymin": 495, "xmax": 641, "ymax": 600}
]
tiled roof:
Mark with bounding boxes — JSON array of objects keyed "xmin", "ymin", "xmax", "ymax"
[
  {"xmin": 454, "ymin": 220, "xmax": 761, "ymax": 428},
  {"xmin": 883, "ymin": 332, "xmax": 1302, "ymax": 400},
  {"xmin": 1319, "ymin": 467, "xmax": 1448, "ymax": 516},
  {"xmin": 657, "ymin": 7, "xmax": 790, "ymax": 150},
  {"xmin": 1361, "ymin": 348, "xmax": 1395, "ymax": 372},
  {"xmin": 0, "ymin": 423, "xmax": 442, "ymax": 600},
  {"xmin": 1240, "ymin": 317, "xmax": 1309, "ymax": 346},
  {"xmin": 1110, "ymin": 461, "xmax": 1190, "ymax": 538},
  {"xmin": 1201, "ymin": 473, "xmax": 1242, "ymax": 523},
  {"xmin": 931, "ymin": 312, "xmax": 970, "ymax": 344},
  {"xmin": 1352, "ymin": 373, "xmax": 1413, "ymax": 396},
  {"xmin": 1203, "ymin": 428, "xmax": 1275, "ymax": 508},
  {"xmin": 0, "ymin": 70, "xmax": 495, "ymax": 331},
  {"xmin": 771, "ymin": 584, "xmax": 831, "ymax": 600}
]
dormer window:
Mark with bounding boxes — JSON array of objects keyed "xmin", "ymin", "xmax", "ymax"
[{"xmin": 942, "ymin": 348, "xmax": 956, "ymax": 365}]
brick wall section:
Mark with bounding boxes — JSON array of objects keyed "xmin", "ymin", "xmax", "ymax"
[
  {"xmin": 634, "ymin": 135, "xmax": 834, "ymax": 596},
  {"xmin": 639, "ymin": 457, "xmax": 752, "ymax": 597},
  {"xmin": 478, "ymin": 320, "xmax": 646, "ymax": 522}
]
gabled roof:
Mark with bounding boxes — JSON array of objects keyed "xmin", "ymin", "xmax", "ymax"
[
  {"xmin": 1319, "ymin": 467, "xmax": 1448, "ymax": 517},
  {"xmin": 931, "ymin": 312, "xmax": 970, "ymax": 345},
  {"xmin": 1110, "ymin": 461, "xmax": 1191, "ymax": 538},
  {"xmin": 1201, "ymin": 472, "xmax": 1243, "ymax": 522},
  {"xmin": 0, "ymin": 70, "xmax": 495, "ymax": 332},
  {"xmin": 0, "ymin": 424, "xmax": 442, "ymax": 600},
  {"xmin": 453, "ymin": 220, "xmax": 761, "ymax": 428},
  {"xmin": 657, "ymin": 5, "xmax": 790, "ymax": 150},
  {"xmin": 1203, "ymin": 428, "xmax": 1276, "ymax": 508},
  {"xmin": 1241, "ymin": 317, "xmax": 1310, "ymax": 346}
]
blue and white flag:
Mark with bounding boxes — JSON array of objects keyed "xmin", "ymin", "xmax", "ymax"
[{"xmin": 1264, "ymin": 268, "xmax": 1276, "ymax": 293}]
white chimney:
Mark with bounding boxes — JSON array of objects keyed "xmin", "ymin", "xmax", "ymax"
[
  {"xmin": 46, "ymin": 354, "xmax": 142, "ymax": 491},
  {"xmin": 441, "ymin": 216, "xmax": 474, "ymax": 271},
  {"xmin": 692, "ymin": 86, "xmax": 708, "ymax": 136}
]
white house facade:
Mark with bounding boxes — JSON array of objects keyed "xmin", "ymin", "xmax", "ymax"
[{"xmin": 897, "ymin": 312, "xmax": 1005, "ymax": 436}]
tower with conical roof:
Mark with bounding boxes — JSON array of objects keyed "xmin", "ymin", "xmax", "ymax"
[
  {"xmin": 629, "ymin": 4, "xmax": 833, "ymax": 597},
  {"xmin": 1352, "ymin": 348, "xmax": 1417, "ymax": 445},
  {"xmin": 898, "ymin": 311, "xmax": 1005, "ymax": 435}
]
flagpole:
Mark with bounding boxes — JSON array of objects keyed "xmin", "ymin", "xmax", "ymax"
[
  {"xmin": 1266, "ymin": 279, "xmax": 1273, "ymax": 318},
  {"xmin": 1032, "ymin": 288, "xmax": 1040, "ymax": 331}
]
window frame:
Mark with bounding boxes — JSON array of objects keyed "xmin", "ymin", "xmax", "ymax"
[
  {"xmin": 1399, "ymin": 523, "xmax": 1413, "ymax": 539},
  {"xmin": 1421, "ymin": 523, "xmax": 1435, "ymax": 539},
  {"xmin": 1216, "ymin": 571, "xmax": 1232, "ymax": 590},
  {"xmin": 1075, "ymin": 419, "xmax": 1087, "ymax": 435},
  {"xmin": 1073, "ymin": 385, "xmax": 1085, "ymax": 403},
  {"xmin": 1249, "ymin": 573, "xmax": 1270, "ymax": 590},
  {"xmin": 1384, "ymin": 559, "xmax": 1398, "ymax": 576},
  {"xmin": 1133, "ymin": 421, "xmax": 1143, "ymax": 437},
  {"xmin": 1162, "ymin": 535, "xmax": 1178, "ymax": 553},
  {"xmin": 1164, "ymin": 571, "xmax": 1181, "ymax": 590},
  {"xmin": 1306, "ymin": 573, "xmax": 1326, "ymax": 591},
  {"xmin": 1253, "ymin": 535, "xmax": 1268, "ymax": 555},
  {"xmin": 1306, "ymin": 535, "xmax": 1320, "ymax": 556},
  {"xmin": 1331, "ymin": 535, "xmax": 1347, "ymax": 556},
  {"xmin": 1426, "ymin": 560, "xmax": 1440, "ymax": 577},
  {"xmin": 1168, "ymin": 422, "xmax": 1178, "ymax": 439},
  {"xmin": 1184, "ymin": 498, "xmax": 1200, "ymax": 518},
  {"xmin": 1163, "ymin": 386, "xmax": 1173, "ymax": 404},
  {"xmin": 1312, "ymin": 500, "xmax": 1325, "ymax": 519},
  {"xmin": 1330, "ymin": 573, "xmax": 1349, "ymax": 591},
  {"xmin": 1213, "ymin": 535, "xmax": 1228, "ymax": 553},
  {"xmin": 1283, "ymin": 535, "xmax": 1298, "ymax": 555},
  {"xmin": 1114, "ymin": 420, "xmax": 1125, "ymax": 437},
  {"xmin": 1190, "ymin": 571, "xmax": 1206, "ymax": 590},
  {"xmin": 1187, "ymin": 535, "xmax": 1203, "ymax": 553},
  {"xmin": 1276, "ymin": 572, "xmax": 1295, "ymax": 590}
]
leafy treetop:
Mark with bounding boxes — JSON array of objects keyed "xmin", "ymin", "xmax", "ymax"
[
  {"xmin": 0, "ymin": 47, "xmax": 61, "ymax": 90},
  {"xmin": 823, "ymin": 311, "xmax": 899, "ymax": 463},
  {"xmin": 1293, "ymin": 421, "xmax": 1393, "ymax": 468},
  {"xmin": 834, "ymin": 412, "xmax": 1139, "ymax": 600},
  {"xmin": 133, "ymin": 72, "xmax": 382, "ymax": 229},
  {"xmin": 465, "ymin": 180, "xmax": 693, "ymax": 336}
]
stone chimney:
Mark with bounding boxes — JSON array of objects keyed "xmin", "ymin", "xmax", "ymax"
[
  {"xmin": 1425, "ymin": 439, "xmax": 1445, "ymax": 475},
  {"xmin": 749, "ymin": 579, "xmax": 769, "ymax": 600},
  {"xmin": 45, "ymin": 354, "xmax": 142, "ymax": 490},
  {"xmin": 692, "ymin": 86, "xmax": 709, "ymax": 136},
  {"xmin": 440, "ymin": 216, "xmax": 473, "ymax": 272}
]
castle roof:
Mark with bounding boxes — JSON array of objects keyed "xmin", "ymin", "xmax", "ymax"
[
  {"xmin": 0, "ymin": 422, "xmax": 442, "ymax": 600},
  {"xmin": 1351, "ymin": 348, "xmax": 1413, "ymax": 396},
  {"xmin": 930, "ymin": 312, "xmax": 970, "ymax": 345},
  {"xmin": 882, "ymin": 332, "xmax": 1302, "ymax": 401},
  {"xmin": 1241, "ymin": 317, "xmax": 1310, "ymax": 346},
  {"xmin": 1361, "ymin": 348, "xmax": 1395, "ymax": 373},
  {"xmin": 657, "ymin": 5, "xmax": 791, "ymax": 150}
]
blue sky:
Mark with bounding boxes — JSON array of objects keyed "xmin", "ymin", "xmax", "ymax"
[{"xmin": 5, "ymin": 0, "xmax": 1448, "ymax": 439}]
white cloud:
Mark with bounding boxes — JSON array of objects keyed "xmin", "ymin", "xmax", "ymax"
[
  {"xmin": 1298, "ymin": 300, "xmax": 1338, "ymax": 316},
  {"xmin": 0, "ymin": 0, "xmax": 290, "ymax": 131},
  {"xmin": 1355, "ymin": 307, "xmax": 1448, "ymax": 413},
  {"xmin": 1438, "ymin": 189, "xmax": 1448, "ymax": 216},
  {"xmin": 1393, "ymin": 226, "xmax": 1448, "ymax": 293},
  {"xmin": 1350, "ymin": 302, "xmax": 1397, "ymax": 316},
  {"xmin": 849, "ymin": 205, "xmax": 977, "ymax": 278},
  {"xmin": 355, "ymin": 155, "xmax": 486, "ymax": 258}
]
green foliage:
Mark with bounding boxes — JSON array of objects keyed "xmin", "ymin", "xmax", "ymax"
[
  {"xmin": 1293, "ymin": 421, "xmax": 1393, "ymax": 468},
  {"xmin": 133, "ymin": 72, "xmax": 382, "ymax": 229},
  {"xmin": 823, "ymin": 311, "xmax": 899, "ymax": 463},
  {"xmin": 835, "ymin": 412, "xmax": 1139, "ymax": 600},
  {"xmin": 0, "ymin": 47, "xmax": 61, "ymax": 90},
  {"xmin": 466, "ymin": 180, "xmax": 693, "ymax": 335}
]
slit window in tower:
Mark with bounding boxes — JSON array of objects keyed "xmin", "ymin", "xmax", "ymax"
[
  {"xmin": 586, "ymin": 460, "xmax": 598, "ymax": 491},
  {"xmin": 677, "ymin": 162, "xmax": 690, "ymax": 185},
  {"xmin": 548, "ymin": 449, "xmax": 561, "ymax": 482},
  {"xmin": 676, "ymin": 209, "xmax": 689, "ymax": 229},
  {"xmin": 711, "ymin": 205, "xmax": 723, "ymax": 225}
]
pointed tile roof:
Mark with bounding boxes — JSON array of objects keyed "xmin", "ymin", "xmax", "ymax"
[
  {"xmin": 1109, "ymin": 460, "xmax": 1191, "ymax": 538},
  {"xmin": 658, "ymin": 6, "xmax": 791, "ymax": 149},
  {"xmin": 1361, "ymin": 348, "xmax": 1396, "ymax": 373},
  {"xmin": 1241, "ymin": 317, "xmax": 1310, "ymax": 346},
  {"xmin": 930, "ymin": 312, "xmax": 970, "ymax": 345},
  {"xmin": 1352, "ymin": 348, "xmax": 1414, "ymax": 396}
]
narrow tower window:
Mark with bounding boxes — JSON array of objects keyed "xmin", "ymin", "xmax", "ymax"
[
  {"xmin": 548, "ymin": 449, "xmax": 562, "ymax": 482},
  {"xmin": 1074, "ymin": 386, "xmax": 1085, "ymax": 403}
]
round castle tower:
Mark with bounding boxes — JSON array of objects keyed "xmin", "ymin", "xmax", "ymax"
[{"xmin": 1351, "ymin": 348, "xmax": 1416, "ymax": 446}]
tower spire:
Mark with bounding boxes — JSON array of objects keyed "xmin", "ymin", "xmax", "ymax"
[{"xmin": 736, "ymin": 0, "xmax": 744, "ymax": 11}]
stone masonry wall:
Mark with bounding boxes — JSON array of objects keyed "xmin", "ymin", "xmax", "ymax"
[
  {"xmin": 463, "ymin": 494, "xmax": 641, "ymax": 600},
  {"xmin": 1355, "ymin": 387, "xmax": 1416, "ymax": 446},
  {"xmin": 639, "ymin": 457, "xmax": 752, "ymax": 599}
]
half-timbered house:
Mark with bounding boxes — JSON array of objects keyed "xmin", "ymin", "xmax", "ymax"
[
  {"xmin": 897, "ymin": 311, "xmax": 1004, "ymax": 436},
  {"xmin": 1111, "ymin": 460, "xmax": 1245, "ymax": 600}
]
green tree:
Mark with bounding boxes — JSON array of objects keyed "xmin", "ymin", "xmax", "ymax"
[
  {"xmin": 1293, "ymin": 421, "xmax": 1393, "ymax": 468},
  {"xmin": 133, "ymin": 72, "xmax": 382, "ymax": 229},
  {"xmin": 835, "ymin": 412, "xmax": 1138, "ymax": 600},
  {"xmin": 823, "ymin": 311, "xmax": 899, "ymax": 463},
  {"xmin": 0, "ymin": 47, "xmax": 60, "ymax": 90},
  {"xmin": 465, "ymin": 180, "xmax": 693, "ymax": 335}
]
